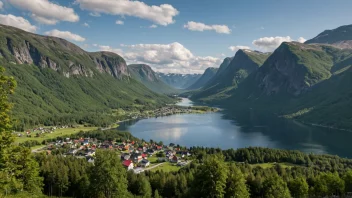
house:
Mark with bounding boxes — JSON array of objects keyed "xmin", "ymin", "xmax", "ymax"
[
  {"xmin": 140, "ymin": 159, "xmax": 150, "ymax": 167},
  {"xmin": 123, "ymin": 160, "xmax": 134, "ymax": 170},
  {"xmin": 155, "ymin": 145, "xmax": 162, "ymax": 150},
  {"xmin": 121, "ymin": 153, "xmax": 131, "ymax": 161},
  {"xmin": 171, "ymin": 156, "xmax": 179, "ymax": 163},
  {"xmin": 131, "ymin": 153, "xmax": 143, "ymax": 163},
  {"xmin": 141, "ymin": 153, "xmax": 148, "ymax": 159},
  {"xmin": 147, "ymin": 149, "xmax": 155, "ymax": 155}
]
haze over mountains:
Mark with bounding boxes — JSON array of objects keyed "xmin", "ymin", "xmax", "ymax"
[{"xmin": 157, "ymin": 72, "xmax": 201, "ymax": 89}]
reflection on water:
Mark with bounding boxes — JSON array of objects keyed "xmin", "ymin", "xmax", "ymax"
[{"xmin": 118, "ymin": 99, "xmax": 352, "ymax": 158}]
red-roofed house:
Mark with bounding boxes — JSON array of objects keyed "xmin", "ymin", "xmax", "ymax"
[{"xmin": 123, "ymin": 160, "xmax": 134, "ymax": 170}]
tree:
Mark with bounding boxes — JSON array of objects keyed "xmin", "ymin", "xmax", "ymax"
[
  {"xmin": 154, "ymin": 189, "xmax": 161, "ymax": 198},
  {"xmin": 343, "ymin": 170, "xmax": 352, "ymax": 193},
  {"xmin": 225, "ymin": 164, "xmax": 249, "ymax": 198},
  {"xmin": 137, "ymin": 176, "xmax": 152, "ymax": 198},
  {"xmin": 288, "ymin": 177, "xmax": 309, "ymax": 198},
  {"xmin": 263, "ymin": 175, "xmax": 291, "ymax": 198},
  {"xmin": 0, "ymin": 67, "xmax": 42, "ymax": 196},
  {"xmin": 192, "ymin": 154, "xmax": 229, "ymax": 198},
  {"xmin": 89, "ymin": 150, "xmax": 129, "ymax": 198}
]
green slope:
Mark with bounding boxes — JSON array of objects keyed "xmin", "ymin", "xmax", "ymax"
[
  {"xmin": 128, "ymin": 64, "xmax": 177, "ymax": 94},
  {"xmin": 0, "ymin": 25, "xmax": 173, "ymax": 129},
  {"xmin": 187, "ymin": 67, "xmax": 218, "ymax": 90},
  {"xmin": 223, "ymin": 41, "xmax": 352, "ymax": 129},
  {"xmin": 305, "ymin": 24, "xmax": 352, "ymax": 44},
  {"xmin": 191, "ymin": 50, "xmax": 270, "ymax": 102}
]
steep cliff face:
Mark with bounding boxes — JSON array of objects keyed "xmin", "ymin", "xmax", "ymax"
[
  {"xmin": 129, "ymin": 64, "xmax": 159, "ymax": 82},
  {"xmin": 0, "ymin": 24, "xmax": 129, "ymax": 79},
  {"xmin": 128, "ymin": 64, "xmax": 175, "ymax": 94},
  {"xmin": 91, "ymin": 52, "xmax": 129, "ymax": 79}
]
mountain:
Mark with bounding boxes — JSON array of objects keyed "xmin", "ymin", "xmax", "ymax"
[
  {"xmin": 305, "ymin": 24, "xmax": 352, "ymax": 45},
  {"xmin": 225, "ymin": 41, "xmax": 352, "ymax": 128},
  {"xmin": 214, "ymin": 57, "xmax": 233, "ymax": 77},
  {"xmin": 157, "ymin": 72, "xmax": 202, "ymax": 89},
  {"xmin": 187, "ymin": 67, "xmax": 218, "ymax": 90},
  {"xmin": 0, "ymin": 25, "xmax": 173, "ymax": 129},
  {"xmin": 128, "ymin": 64, "xmax": 176, "ymax": 94},
  {"xmin": 191, "ymin": 50, "xmax": 270, "ymax": 102}
]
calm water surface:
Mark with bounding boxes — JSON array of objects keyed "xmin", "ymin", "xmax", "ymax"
[{"xmin": 119, "ymin": 98, "xmax": 352, "ymax": 158}]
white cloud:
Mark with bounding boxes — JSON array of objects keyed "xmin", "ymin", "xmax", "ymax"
[
  {"xmin": 297, "ymin": 37, "xmax": 306, "ymax": 43},
  {"xmin": 252, "ymin": 36, "xmax": 308, "ymax": 51},
  {"xmin": 89, "ymin": 12, "xmax": 101, "ymax": 17},
  {"xmin": 115, "ymin": 20, "xmax": 124, "ymax": 25},
  {"xmin": 229, "ymin": 45, "xmax": 251, "ymax": 52},
  {"xmin": 0, "ymin": 1, "xmax": 3, "ymax": 9},
  {"xmin": 83, "ymin": 22, "xmax": 90, "ymax": 27},
  {"xmin": 8, "ymin": 0, "xmax": 79, "ymax": 25},
  {"xmin": 0, "ymin": 14, "xmax": 37, "ymax": 32},
  {"xmin": 252, "ymin": 36, "xmax": 292, "ymax": 51},
  {"xmin": 96, "ymin": 44, "xmax": 123, "ymax": 55},
  {"xmin": 44, "ymin": 29, "xmax": 85, "ymax": 42},
  {"xmin": 149, "ymin": 24, "xmax": 157, "ymax": 28},
  {"xmin": 75, "ymin": 0, "xmax": 179, "ymax": 26},
  {"xmin": 183, "ymin": 21, "xmax": 231, "ymax": 34},
  {"xmin": 119, "ymin": 42, "xmax": 221, "ymax": 73}
]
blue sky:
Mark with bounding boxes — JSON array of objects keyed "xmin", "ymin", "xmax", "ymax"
[{"xmin": 0, "ymin": 0, "xmax": 352, "ymax": 73}]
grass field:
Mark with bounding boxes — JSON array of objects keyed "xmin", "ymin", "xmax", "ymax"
[
  {"xmin": 150, "ymin": 162, "xmax": 180, "ymax": 172},
  {"xmin": 249, "ymin": 162, "xmax": 298, "ymax": 169},
  {"xmin": 15, "ymin": 126, "xmax": 98, "ymax": 144},
  {"xmin": 148, "ymin": 156, "xmax": 159, "ymax": 163}
]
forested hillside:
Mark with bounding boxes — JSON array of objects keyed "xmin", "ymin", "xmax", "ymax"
[
  {"xmin": 190, "ymin": 24, "xmax": 352, "ymax": 129},
  {"xmin": 0, "ymin": 25, "xmax": 173, "ymax": 129}
]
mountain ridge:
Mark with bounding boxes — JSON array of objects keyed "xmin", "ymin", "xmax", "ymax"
[
  {"xmin": 128, "ymin": 64, "xmax": 177, "ymax": 94},
  {"xmin": 187, "ymin": 67, "xmax": 218, "ymax": 90},
  {"xmin": 0, "ymin": 25, "xmax": 173, "ymax": 129}
]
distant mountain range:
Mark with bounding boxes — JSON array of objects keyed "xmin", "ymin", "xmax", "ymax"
[
  {"xmin": 0, "ymin": 24, "xmax": 173, "ymax": 128},
  {"xmin": 190, "ymin": 24, "xmax": 352, "ymax": 129},
  {"xmin": 157, "ymin": 72, "xmax": 202, "ymax": 89},
  {"xmin": 128, "ymin": 64, "xmax": 177, "ymax": 94}
]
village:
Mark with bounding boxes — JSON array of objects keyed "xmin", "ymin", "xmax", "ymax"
[
  {"xmin": 122, "ymin": 105, "xmax": 218, "ymax": 120},
  {"xmin": 40, "ymin": 136, "xmax": 192, "ymax": 173}
]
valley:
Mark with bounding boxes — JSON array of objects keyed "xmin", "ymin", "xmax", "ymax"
[{"xmin": 1, "ymin": 3, "xmax": 352, "ymax": 197}]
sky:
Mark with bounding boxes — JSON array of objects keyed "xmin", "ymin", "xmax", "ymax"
[{"xmin": 0, "ymin": 0, "xmax": 351, "ymax": 74}]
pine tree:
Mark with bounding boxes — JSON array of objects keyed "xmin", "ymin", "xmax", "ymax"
[
  {"xmin": 89, "ymin": 149, "xmax": 128, "ymax": 198},
  {"xmin": 288, "ymin": 177, "xmax": 309, "ymax": 198},
  {"xmin": 263, "ymin": 175, "xmax": 291, "ymax": 198},
  {"xmin": 192, "ymin": 154, "xmax": 229, "ymax": 198},
  {"xmin": 225, "ymin": 164, "xmax": 249, "ymax": 198}
]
